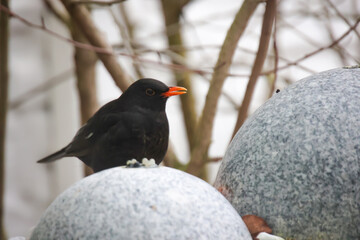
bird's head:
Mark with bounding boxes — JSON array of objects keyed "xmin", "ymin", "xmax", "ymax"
[{"xmin": 120, "ymin": 78, "xmax": 187, "ymax": 112}]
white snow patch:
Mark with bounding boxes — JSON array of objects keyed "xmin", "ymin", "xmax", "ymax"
[
  {"xmin": 142, "ymin": 158, "xmax": 157, "ymax": 167},
  {"xmin": 256, "ymin": 232, "xmax": 284, "ymax": 240}
]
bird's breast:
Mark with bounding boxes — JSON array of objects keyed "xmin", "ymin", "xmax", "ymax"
[{"xmin": 142, "ymin": 113, "xmax": 169, "ymax": 162}]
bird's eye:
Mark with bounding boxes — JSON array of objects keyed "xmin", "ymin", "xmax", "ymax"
[{"xmin": 145, "ymin": 88, "xmax": 155, "ymax": 96}]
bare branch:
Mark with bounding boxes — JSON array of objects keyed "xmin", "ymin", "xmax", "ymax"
[
  {"xmin": 60, "ymin": 0, "xmax": 132, "ymax": 91},
  {"xmin": 0, "ymin": 5, "xmax": 115, "ymax": 55},
  {"xmin": 69, "ymin": 21, "xmax": 99, "ymax": 176},
  {"xmin": 69, "ymin": 0, "xmax": 126, "ymax": 6},
  {"xmin": 44, "ymin": 0, "xmax": 71, "ymax": 27},
  {"xmin": 162, "ymin": 144, "xmax": 186, "ymax": 170},
  {"xmin": 1, "ymin": 4, "xmax": 330, "ymax": 82},
  {"xmin": 231, "ymin": 0, "xmax": 276, "ymax": 139},
  {"xmin": 130, "ymin": 44, "xmax": 316, "ymax": 74},
  {"xmin": 206, "ymin": 157, "xmax": 223, "ymax": 163},
  {"xmin": 160, "ymin": 0, "xmax": 198, "ymax": 156},
  {"xmin": 0, "ymin": 5, "xmax": 234, "ymax": 78},
  {"xmin": 321, "ymin": 2, "xmax": 349, "ymax": 66},
  {"xmin": 111, "ymin": 7, "xmax": 144, "ymax": 78},
  {"xmin": 0, "ymin": 0, "xmax": 8, "ymax": 238},
  {"xmin": 262, "ymin": 16, "xmax": 360, "ymax": 75},
  {"xmin": 186, "ymin": 0, "xmax": 261, "ymax": 177},
  {"xmin": 268, "ymin": 11, "xmax": 278, "ymax": 98},
  {"xmin": 8, "ymin": 69, "xmax": 74, "ymax": 110},
  {"xmin": 0, "ymin": 5, "xmax": 253, "ymax": 81},
  {"xmin": 326, "ymin": 0, "xmax": 360, "ymax": 39}
]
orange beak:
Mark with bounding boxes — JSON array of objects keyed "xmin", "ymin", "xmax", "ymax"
[{"xmin": 161, "ymin": 86, "xmax": 187, "ymax": 97}]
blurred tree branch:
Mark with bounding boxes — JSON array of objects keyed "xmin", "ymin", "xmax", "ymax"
[
  {"xmin": 162, "ymin": 144, "xmax": 184, "ymax": 170},
  {"xmin": 111, "ymin": 6, "xmax": 144, "ymax": 78},
  {"xmin": 127, "ymin": 44, "xmax": 316, "ymax": 74},
  {"xmin": 0, "ymin": 5, "xmax": 114, "ymax": 54},
  {"xmin": 186, "ymin": 0, "xmax": 261, "ymax": 178},
  {"xmin": 44, "ymin": 0, "xmax": 71, "ymax": 27},
  {"xmin": 71, "ymin": 34, "xmax": 98, "ymax": 124},
  {"xmin": 0, "ymin": 4, "xmax": 206, "ymax": 77},
  {"xmin": 69, "ymin": 0, "xmax": 126, "ymax": 6},
  {"xmin": 268, "ymin": 11, "xmax": 278, "ymax": 98},
  {"xmin": 322, "ymin": 0, "xmax": 359, "ymax": 65},
  {"xmin": 263, "ymin": 16, "xmax": 360, "ymax": 75},
  {"xmin": 72, "ymin": 24, "xmax": 98, "ymax": 176},
  {"xmin": 322, "ymin": 3, "xmax": 348, "ymax": 65},
  {"xmin": 325, "ymin": 0, "xmax": 360, "ymax": 39},
  {"xmin": 160, "ymin": 0, "xmax": 198, "ymax": 161},
  {"xmin": 1, "ymin": 4, "xmax": 358, "ymax": 82},
  {"xmin": 45, "ymin": 0, "xmax": 98, "ymax": 176},
  {"xmin": 60, "ymin": 0, "xmax": 132, "ymax": 91},
  {"xmin": 0, "ymin": 0, "xmax": 8, "ymax": 238},
  {"xmin": 9, "ymin": 69, "xmax": 74, "ymax": 110},
  {"xmin": 232, "ymin": 0, "xmax": 276, "ymax": 138}
]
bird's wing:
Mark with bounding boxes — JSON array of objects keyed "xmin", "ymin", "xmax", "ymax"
[
  {"xmin": 104, "ymin": 113, "xmax": 146, "ymax": 142},
  {"xmin": 65, "ymin": 113, "xmax": 122, "ymax": 157},
  {"xmin": 65, "ymin": 112, "xmax": 147, "ymax": 157}
]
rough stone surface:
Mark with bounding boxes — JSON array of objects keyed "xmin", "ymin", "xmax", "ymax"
[
  {"xmin": 30, "ymin": 166, "xmax": 251, "ymax": 240},
  {"xmin": 214, "ymin": 67, "xmax": 360, "ymax": 239}
]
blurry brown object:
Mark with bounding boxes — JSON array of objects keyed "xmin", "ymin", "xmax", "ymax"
[
  {"xmin": 242, "ymin": 214, "xmax": 272, "ymax": 240},
  {"xmin": 45, "ymin": 0, "xmax": 98, "ymax": 176},
  {"xmin": 160, "ymin": 0, "xmax": 198, "ymax": 174},
  {"xmin": 0, "ymin": 0, "xmax": 8, "ymax": 238},
  {"xmin": 232, "ymin": 0, "xmax": 276, "ymax": 139},
  {"xmin": 186, "ymin": 0, "xmax": 261, "ymax": 179}
]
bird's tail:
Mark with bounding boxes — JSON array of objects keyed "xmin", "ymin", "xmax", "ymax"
[{"xmin": 37, "ymin": 147, "xmax": 68, "ymax": 163}]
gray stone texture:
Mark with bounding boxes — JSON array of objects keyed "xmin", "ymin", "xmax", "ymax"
[
  {"xmin": 214, "ymin": 67, "xmax": 360, "ymax": 239},
  {"xmin": 31, "ymin": 166, "xmax": 251, "ymax": 240}
]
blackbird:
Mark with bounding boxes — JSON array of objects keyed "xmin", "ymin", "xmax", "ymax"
[{"xmin": 37, "ymin": 78, "xmax": 187, "ymax": 172}]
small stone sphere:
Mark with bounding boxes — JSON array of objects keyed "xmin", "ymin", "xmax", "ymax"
[
  {"xmin": 214, "ymin": 67, "xmax": 360, "ymax": 239},
  {"xmin": 31, "ymin": 166, "xmax": 251, "ymax": 240}
]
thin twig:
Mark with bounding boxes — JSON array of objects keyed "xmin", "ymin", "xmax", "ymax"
[
  {"xmin": 117, "ymin": 5, "xmax": 144, "ymax": 78},
  {"xmin": 321, "ymin": 2, "xmax": 349, "ymax": 65},
  {"xmin": 69, "ymin": 0, "xmax": 126, "ymax": 6},
  {"xmin": 278, "ymin": 15, "xmax": 358, "ymax": 63},
  {"xmin": 326, "ymin": 0, "xmax": 360, "ymax": 39},
  {"xmin": 160, "ymin": 0, "xmax": 198, "ymax": 158},
  {"xmin": 60, "ymin": 0, "xmax": 132, "ymax": 91},
  {"xmin": 269, "ymin": 8, "xmax": 278, "ymax": 97},
  {"xmin": 4, "ymin": 4, "xmax": 354, "ymax": 80},
  {"xmin": 131, "ymin": 44, "xmax": 316, "ymax": 74},
  {"xmin": 0, "ymin": 4, "xmax": 239, "ymax": 78},
  {"xmin": 186, "ymin": 0, "xmax": 261, "ymax": 177},
  {"xmin": 0, "ymin": 0, "xmax": 9, "ymax": 238},
  {"xmin": 0, "ymin": 5, "xmax": 113, "ymax": 55},
  {"xmin": 71, "ymin": 24, "xmax": 99, "ymax": 177},
  {"xmin": 262, "ymin": 16, "xmax": 360, "ymax": 75},
  {"xmin": 0, "ymin": 5, "xmax": 297, "ymax": 79},
  {"xmin": 110, "ymin": 7, "xmax": 144, "ymax": 78},
  {"xmin": 206, "ymin": 157, "xmax": 223, "ymax": 163},
  {"xmin": 8, "ymin": 69, "xmax": 74, "ymax": 110},
  {"xmin": 231, "ymin": 0, "xmax": 276, "ymax": 139},
  {"xmin": 44, "ymin": 0, "xmax": 71, "ymax": 27}
]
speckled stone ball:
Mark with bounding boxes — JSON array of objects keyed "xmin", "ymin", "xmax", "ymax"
[
  {"xmin": 30, "ymin": 166, "xmax": 251, "ymax": 240},
  {"xmin": 214, "ymin": 67, "xmax": 360, "ymax": 239}
]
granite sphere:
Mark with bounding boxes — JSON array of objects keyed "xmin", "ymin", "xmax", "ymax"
[
  {"xmin": 31, "ymin": 166, "xmax": 251, "ymax": 240},
  {"xmin": 214, "ymin": 67, "xmax": 360, "ymax": 239}
]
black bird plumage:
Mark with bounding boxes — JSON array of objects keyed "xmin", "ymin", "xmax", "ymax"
[{"xmin": 37, "ymin": 78, "xmax": 187, "ymax": 172}]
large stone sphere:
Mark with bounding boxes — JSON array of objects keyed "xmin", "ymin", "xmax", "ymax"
[
  {"xmin": 31, "ymin": 166, "xmax": 251, "ymax": 240},
  {"xmin": 214, "ymin": 67, "xmax": 360, "ymax": 239}
]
